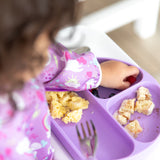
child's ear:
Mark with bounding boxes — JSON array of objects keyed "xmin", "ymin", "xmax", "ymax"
[{"xmin": 33, "ymin": 31, "xmax": 51, "ymax": 53}]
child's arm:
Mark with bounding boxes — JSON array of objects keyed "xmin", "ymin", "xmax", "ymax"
[
  {"xmin": 39, "ymin": 43, "xmax": 139, "ymax": 91},
  {"xmin": 100, "ymin": 60, "xmax": 139, "ymax": 90},
  {"xmin": 39, "ymin": 43, "xmax": 102, "ymax": 91}
]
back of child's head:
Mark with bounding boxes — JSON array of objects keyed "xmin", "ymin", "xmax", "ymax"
[{"xmin": 0, "ymin": 0, "xmax": 80, "ymax": 94}]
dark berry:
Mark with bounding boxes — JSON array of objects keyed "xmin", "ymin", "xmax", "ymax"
[
  {"xmin": 90, "ymin": 88, "xmax": 100, "ymax": 97},
  {"xmin": 109, "ymin": 93, "xmax": 116, "ymax": 98},
  {"xmin": 126, "ymin": 76, "xmax": 136, "ymax": 85}
]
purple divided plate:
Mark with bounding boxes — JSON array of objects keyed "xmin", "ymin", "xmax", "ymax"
[
  {"xmin": 49, "ymin": 58, "xmax": 160, "ymax": 160},
  {"xmin": 51, "ymin": 91, "xmax": 134, "ymax": 160}
]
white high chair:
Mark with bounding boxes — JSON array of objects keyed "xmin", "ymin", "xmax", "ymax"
[{"xmin": 80, "ymin": 0, "xmax": 160, "ymax": 39}]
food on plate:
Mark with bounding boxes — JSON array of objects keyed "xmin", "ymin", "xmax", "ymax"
[
  {"xmin": 119, "ymin": 98, "xmax": 136, "ymax": 114},
  {"xmin": 89, "ymin": 88, "xmax": 100, "ymax": 97},
  {"xmin": 46, "ymin": 91, "xmax": 89, "ymax": 124},
  {"xmin": 119, "ymin": 111, "xmax": 131, "ymax": 120},
  {"xmin": 114, "ymin": 99, "xmax": 135, "ymax": 125},
  {"xmin": 113, "ymin": 86, "xmax": 155, "ymax": 138},
  {"xmin": 109, "ymin": 93, "xmax": 116, "ymax": 98},
  {"xmin": 62, "ymin": 109, "xmax": 83, "ymax": 124},
  {"xmin": 125, "ymin": 120, "xmax": 143, "ymax": 137},
  {"xmin": 49, "ymin": 100, "xmax": 69, "ymax": 119},
  {"xmin": 135, "ymin": 86, "xmax": 155, "ymax": 115},
  {"xmin": 126, "ymin": 76, "xmax": 136, "ymax": 85},
  {"xmin": 136, "ymin": 86, "xmax": 151, "ymax": 101},
  {"xmin": 113, "ymin": 111, "xmax": 129, "ymax": 125},
  {"xmin": 66, "ymin": 96, "xmax": 89, "ymax": 110},
  {"xmin": 135, "ymin": 100, "xmax": 155, "ymax": 115}
]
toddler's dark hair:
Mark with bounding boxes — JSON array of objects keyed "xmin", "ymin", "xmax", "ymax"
[{"xmin": 0, "ymin": 0, "xmax": 80, "ymax": 94}]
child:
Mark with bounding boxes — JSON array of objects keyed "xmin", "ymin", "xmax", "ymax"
[{"xmin": 0, "ymin": 0, "xmax": 139, "ymax": 159}]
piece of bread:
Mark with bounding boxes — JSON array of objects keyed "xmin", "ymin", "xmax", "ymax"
[
  {"xmin": 137, "ymin": 87, "xmax": 151, "ymax": 101},
  {"xmin": 125, "ymin": 120, "xmax": 143, "ymax": 137},
  {"xmin": 135, "ymin": 100, "xmax": 155, "ymax": 115},
  {"xmin": 113, "ymin": 111, "xmax": 128, "ymax": 125},
  {"xmin": 119, "ymin": 98, "xmax": 136, "ymax": 114},
  {"xmin": 119, "ymin": 111, "xmax": 131, "ymax": 120}
]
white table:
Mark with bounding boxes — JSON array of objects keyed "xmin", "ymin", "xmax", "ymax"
[{"xmin": 52, "ymin": 26, "xmax": 160, "ymax": 160}]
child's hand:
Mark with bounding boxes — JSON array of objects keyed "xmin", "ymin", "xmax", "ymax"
[{"xmin": 100, "ymin": 60, "xmax": 139, "ymax": 90}]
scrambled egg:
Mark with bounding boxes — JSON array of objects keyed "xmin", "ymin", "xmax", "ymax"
[{"xmin": 46, "ymin": 91, "xmax": 89, "ymax": 124}]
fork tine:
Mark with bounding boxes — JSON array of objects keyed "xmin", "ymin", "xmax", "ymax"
[
  {"xmin": 90, "ymin": 120, "xmax": 97, "ymax": 136},
  {"xmin": 86, "ymin": 121, "xmax": 91, "ymax": 136},
  {"xmin": 76, "ymin": 125, "xmax": 82, "ymax": 141},
  {"xmin": 76, "ymin": 120, "xmax": 98, "ymax": 157},
  {"xmin": 81, "ymin": 123, "xmax": 86, "ymax": 138}
]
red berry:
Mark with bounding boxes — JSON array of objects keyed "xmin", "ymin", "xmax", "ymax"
[{"xmin": 126, "ymin": 76, "xmax": 136, "ymax": 84}]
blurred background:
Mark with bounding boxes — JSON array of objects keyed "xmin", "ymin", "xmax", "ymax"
[{"xmin": 80, "ymin": 0, "xmax": 160, "ymax": 83}]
